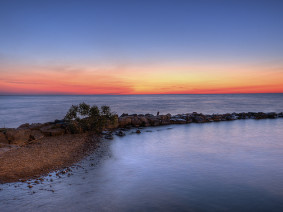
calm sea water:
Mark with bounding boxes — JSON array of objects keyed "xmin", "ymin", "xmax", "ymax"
[
  {"xmin": 1, "ymin": 119, "xmax": 283, "ymax": 211},
  {"xmin": 0, "ymin": 94, "xmax": 283, "ymax": 128},
  {"xmin": 1, "ymin": 94, "xmax": 283, "ymax": 211}
]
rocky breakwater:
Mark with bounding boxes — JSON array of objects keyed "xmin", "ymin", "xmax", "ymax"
[
  {"xmin": 1, "ymin": 112, "xmax": 283, "ymax": 147},
  {"xmin": 109, "ymin": 112, "xmax": 283, "ymax": 138},
  {"xmin": 117, "ymin": 112, "xmax": 283, "ymax": 128}
]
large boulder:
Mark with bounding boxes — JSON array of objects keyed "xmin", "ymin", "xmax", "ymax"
[
  {"xmin": 138, "ymin": 116, "xmax": 150, "ymax": 127},
  {"xmin": 5, "ymin": 129, "xmax": 31, "ymax": 145},
  {"xmin": 118, "ymin": 116, "xmax": 132, "ymax": 127},
  {"xmin": 159, "ymin": 115, "xmax": 170, "ymax": 125},
  {"xmin": 131, "ymin": 117, "xmax": 142, "ymax": 127},
  {"xmin": 147, "ymin": 116, "xmax": 160, "ymax": 126},
  {"xmin": 0, "ymin": 132, "xmax": 9, "ymax": 144}
]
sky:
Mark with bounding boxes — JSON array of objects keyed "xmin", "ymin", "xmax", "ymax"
[{"xmin": 0, "ymin": 0, "xmax": 283, "ymax": 95}]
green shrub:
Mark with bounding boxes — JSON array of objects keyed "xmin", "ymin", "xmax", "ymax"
[{"xmin": 64, "ymin": 102, "xmax": 116, "ymax": 134}]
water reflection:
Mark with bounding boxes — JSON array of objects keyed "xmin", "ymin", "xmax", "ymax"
[{"xmin": 1, "ymin": 119, "xmax": 283, "ymax": 211}]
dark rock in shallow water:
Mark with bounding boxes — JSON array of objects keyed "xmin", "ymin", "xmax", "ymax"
[
  {"xmin": 115, "ymin": 130, "xmax": 126, "ymax": 137},
  {"xmin": 136, "ymin": 130, "xmax": 141, "ymax": 134},
  {"xmin": 104, "ymin": 134, "xmax": 113, "ymax": 140}
]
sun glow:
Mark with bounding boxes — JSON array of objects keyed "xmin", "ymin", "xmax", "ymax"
[{"xmin": 1, "ymin": 64, "xmax": 282, "ymax": 95}]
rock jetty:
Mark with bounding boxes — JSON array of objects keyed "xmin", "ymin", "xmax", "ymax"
[
  {"xmin": 0, "ymin": 111, "xmax": 282, "ymax": 183},
  {"xmin": 0, "ymin": 112, "xmax": 282, "ymax": 147}
]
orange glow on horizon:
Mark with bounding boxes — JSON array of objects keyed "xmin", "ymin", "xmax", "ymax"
[{"xmin": 0, "ymin": 64, "xmax": 283, "ymax": 95}]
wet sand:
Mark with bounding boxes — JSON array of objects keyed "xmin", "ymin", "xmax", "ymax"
[{"xmin": 0, "ymin": 134, "xmax": 98, "ymax": 183}]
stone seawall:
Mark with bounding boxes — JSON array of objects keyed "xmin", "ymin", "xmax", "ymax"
[{"xmin": 1, "ymin": 112, "xmax": 283, "ymax": 147}]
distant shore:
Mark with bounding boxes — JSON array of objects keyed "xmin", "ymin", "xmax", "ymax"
[{"xmin": 0, "ymin": 111, "xmax": 282, "ymax": 183}]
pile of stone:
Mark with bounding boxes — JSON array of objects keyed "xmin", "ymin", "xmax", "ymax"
[
  {"xmin": 0, "ymin": 120, "xmax": 66, "ymax": 146},
  {"xmin": 118, "ymin": 112, "xmax": 283, "ymax": 128},
  {"xmin": 1, "ymin": 112, "xmax": 282, "ymax": 146}
]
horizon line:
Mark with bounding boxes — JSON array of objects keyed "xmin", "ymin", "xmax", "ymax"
[{"xmin": 1, "ymin": 92, "xmax": 283, "ymax": 96}]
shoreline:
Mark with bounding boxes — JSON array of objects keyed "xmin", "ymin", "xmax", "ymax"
[
  {"xmin": 0, "ymin": 111, "xmax": 282, "ymax": 183},
  {"xmin": 0, "ymin": 134, "xmax": 99, "ymax": 183}
]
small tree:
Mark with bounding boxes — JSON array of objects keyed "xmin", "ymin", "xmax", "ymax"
[{"xmin": 64, "ymin": 102, "xmax": 116, "ymax": 134}]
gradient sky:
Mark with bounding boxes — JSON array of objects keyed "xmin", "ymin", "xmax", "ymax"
[{"xmin": 0, "ymin": 0, "xmax": 283, "ymax": 94}]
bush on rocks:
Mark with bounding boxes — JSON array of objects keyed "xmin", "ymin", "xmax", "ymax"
[{"xmin": 64, "ymin": 102, "xmax": 117, "ymax": 134}]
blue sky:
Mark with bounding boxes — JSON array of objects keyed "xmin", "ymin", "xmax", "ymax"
[{"xmin": 0, "ymin": 0, "xmax": 283, "ymax": 94}]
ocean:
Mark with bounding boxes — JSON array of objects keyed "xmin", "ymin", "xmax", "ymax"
[
  {"xmin": 1, "ymin": 93, "xmax": 283, "ymax": 128},
  {"xmin": 1, "ymin": 94, "xmax": 283, "ymax": 211}
]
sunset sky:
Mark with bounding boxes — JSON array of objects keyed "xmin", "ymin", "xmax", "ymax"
[{"xmin": 0, "ymin": 0, "xmax": 283, "ymax": 95}]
